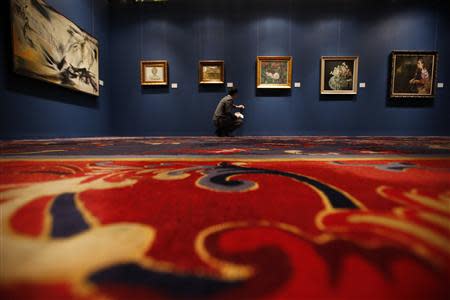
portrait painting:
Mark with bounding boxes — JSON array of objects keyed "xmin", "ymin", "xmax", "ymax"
[
  {"xmin": 321, "ymin": 56, "xmax": 359, "ymax": 95},
  {"xmin": 390, "ymin": 51, "xmax": 438, "ymax": 98},
  {"xmin": 199, "ymin": 60, "xmax": 224, "ymax": 84},
  {"xmin": 257, "ymin": 56, "xmax": 292, "ymax": 89},
  {"xmin": 141, "ymin": 60, "xmax": 168, "ymax": 86},
  {"xmin": 11, "ymin": 0, "xmax": 100, "ymax": 96}
]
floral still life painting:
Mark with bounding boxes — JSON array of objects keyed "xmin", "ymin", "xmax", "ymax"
[
  {"xmin": 321, "ymin": 56, "xmax": 358, "ymax": 95},
  {"xmin": 257, "ymin": 56, "xmax": 292, "ymax": 89},
  {"xmin": 11, "ymin": 0, "xmax": 100, "ymax": 96}
]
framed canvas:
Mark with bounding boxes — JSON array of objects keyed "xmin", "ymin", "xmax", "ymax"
[
  {"xmin": 199, "ymin": 60, "xmax": 224, "ymax": 84},
  {"xmin": 390, "ymin": 51, "xmax": 438, "ymax": 98},
  {"xmin": 140, "ymin": 60, "xmax": 168, "ymax": 86},
  {"xmin": 256, "ymin": 56, "xmax": 292, "ymax": 89},
  {"xmin": 320, "ymin": 56, "xmax": 359, "ymax": 95},
  {"xmin": 11, "ymin": 0, "xmax": 100, "ymax": 96}
]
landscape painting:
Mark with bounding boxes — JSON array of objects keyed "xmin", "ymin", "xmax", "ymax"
[
  {"xmin": 321, "ymin": 56, "xmax": 359, "ymax": 95},
  {"xmin": 11, "ymin": 0, "xmax": 100, "ymax": 96},
  {"xmin": 257, "ymin": 56, "xmax": 292, "ymax": 89},
  {"xmin": 390, "ymin": 51, "xmax": 437, "ymax": 98},
  {"xmin": 199, "ymin": 60, "xmax": 224, "ymax": 84}
]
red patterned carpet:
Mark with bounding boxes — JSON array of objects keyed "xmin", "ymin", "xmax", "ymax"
[{"xmin": 1, "ymin": 137, "xmax": 449, "ymax": 300}]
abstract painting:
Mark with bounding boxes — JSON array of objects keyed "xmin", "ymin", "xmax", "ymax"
[
  {"xmin": 256, "ymin": 56, "xmax": 292, "ymax": 89},
  {"xmin": 140, "ymin": 60, "xmax": 168, "ymax": 86},
  {"xmin": 199, "ymin": 60, "xmax": 224, "ymax": 84},
  {"xmin": 390, "ymin": 51, "xmax": 438, "ymax": 98},
  {"xmin": 321, "ymin": 56, "xmax": 359, "ymax": 95},
  {"xmin": 11, "ymin": 0, "xmax": 100, "ymax": 96}
]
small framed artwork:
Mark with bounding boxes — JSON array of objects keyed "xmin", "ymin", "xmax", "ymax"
[
  {"xmin": 199, "ymin": 60, "xmax": 224, "ymax": 84},
  {"xmin": 256, "ymin": 56, "xmax": 292, "ymax": 89},
  {"xmin": 141, "ymin": 60, "xmax": 168, "ymax": 85},
  {"xmin": 390, "ymin": 51, "xmax": 438, "ymax": 98},
  {"xmin": 320, "ymin": 56, "xmax": 359, "ymax": 95}
]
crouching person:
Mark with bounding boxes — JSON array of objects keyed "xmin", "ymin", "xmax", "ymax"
[{"xmin": 212, "ymin": 88, "xmax": 245, "ymax": 137}]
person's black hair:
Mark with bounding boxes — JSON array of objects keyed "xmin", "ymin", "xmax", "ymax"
[
  {"xmin": 416, "ymin": 57, "xmax": 427, "ymax": 69},
  {"xmin": 228, "ymin": 87, "xmax": 238, "ymax": 96}
]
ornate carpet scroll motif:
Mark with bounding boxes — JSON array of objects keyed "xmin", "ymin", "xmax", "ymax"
[{"xmin": 1, "ymin": 158, "xmax": 449, "ymax": 299}]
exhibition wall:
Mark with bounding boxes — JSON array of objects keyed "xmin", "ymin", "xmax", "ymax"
[
  {"xmin": 109, "ymin": 0, "xmax": 450, "ymax": 136},
  {"xmin": 0, "ymin": 0, "xmax": 111, "ymax": 139},
  {"xmin": 1, "ymin": 0, "xmax": 449, "ymax": 138}
]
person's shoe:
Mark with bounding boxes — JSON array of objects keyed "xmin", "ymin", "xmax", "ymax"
[{"xmin": 215, "ymin": 129, "xmax": 225, "ymax": 137}]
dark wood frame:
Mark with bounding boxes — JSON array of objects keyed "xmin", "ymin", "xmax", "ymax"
[{"xmin": 389, "ymin": 50, "xmax": 438, "ymax": 98}]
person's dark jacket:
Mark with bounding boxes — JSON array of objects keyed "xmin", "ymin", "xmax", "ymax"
[{"xmin": 212, "ymin": 95, "xmax": 234, "ymax": 122}]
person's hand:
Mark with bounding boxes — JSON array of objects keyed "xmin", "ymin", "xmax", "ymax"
[
  {"xmin": 236, "ymin": 105, "xmax": 245, "ymax": 110},
  {"xmin": 235, "ymin": 112, "xmax": 244, "ymax": 119},
  {"xmin": 409, "ymin": 79, "xmax": 416, "ymax": 85}
]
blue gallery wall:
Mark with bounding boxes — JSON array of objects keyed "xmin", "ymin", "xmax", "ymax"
[
  {"xmin": 109, "ymin": 0, "xmax": 450, "ymax": 136},
  {"xmin": 0, "ymin": 0, "xmax": 111, "ymax": 139},
  {"xmin": 1, "ymin": 0, "xmax": 449, "ymax": 138}
]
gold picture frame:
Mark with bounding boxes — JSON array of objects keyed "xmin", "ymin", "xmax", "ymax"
[
  {"xmin": 256, "ymin": 56, "xmax": 292, "ymax": 89},
  {"xmin": 320, "ymin": 56, "xmax": 359, "ymax": 95},
  {"xmin": 389, "ymin": 51, "xmax": 438, "ymax": 98},
  {"xmin": 199, "ymin": 60, "xmax": 224, "ymax": 84},
  {"xmin": 140, "ymin": 60, "xmax": 168, "ymax": 86}
]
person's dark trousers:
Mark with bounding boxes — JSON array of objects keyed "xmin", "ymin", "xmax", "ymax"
[{"xmin": 214, "ymin": 116, "xmax": 243, "ymax": 137}]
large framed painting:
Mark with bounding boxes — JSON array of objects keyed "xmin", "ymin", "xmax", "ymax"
[
  {"xmin": 390, "ymin": 51, "xmax": 438, "ymax": 98},
  {"xmin": 199, "ymin": 60, "xmax": 224, "ymax": 84},
  {"xmin": 321, "ymin": 56, "xmax": 359, "ymax": 95},
  {"xmin": 11, "ymin": 0, "xmax": 100, "ymax": 96},
  {"xmin": 256, "ymin": 56, "xmax": 292, "ymax": 89},
  {"xmin": 140, "ymin": 60, "xmax": 168, "ymax": 86}
]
